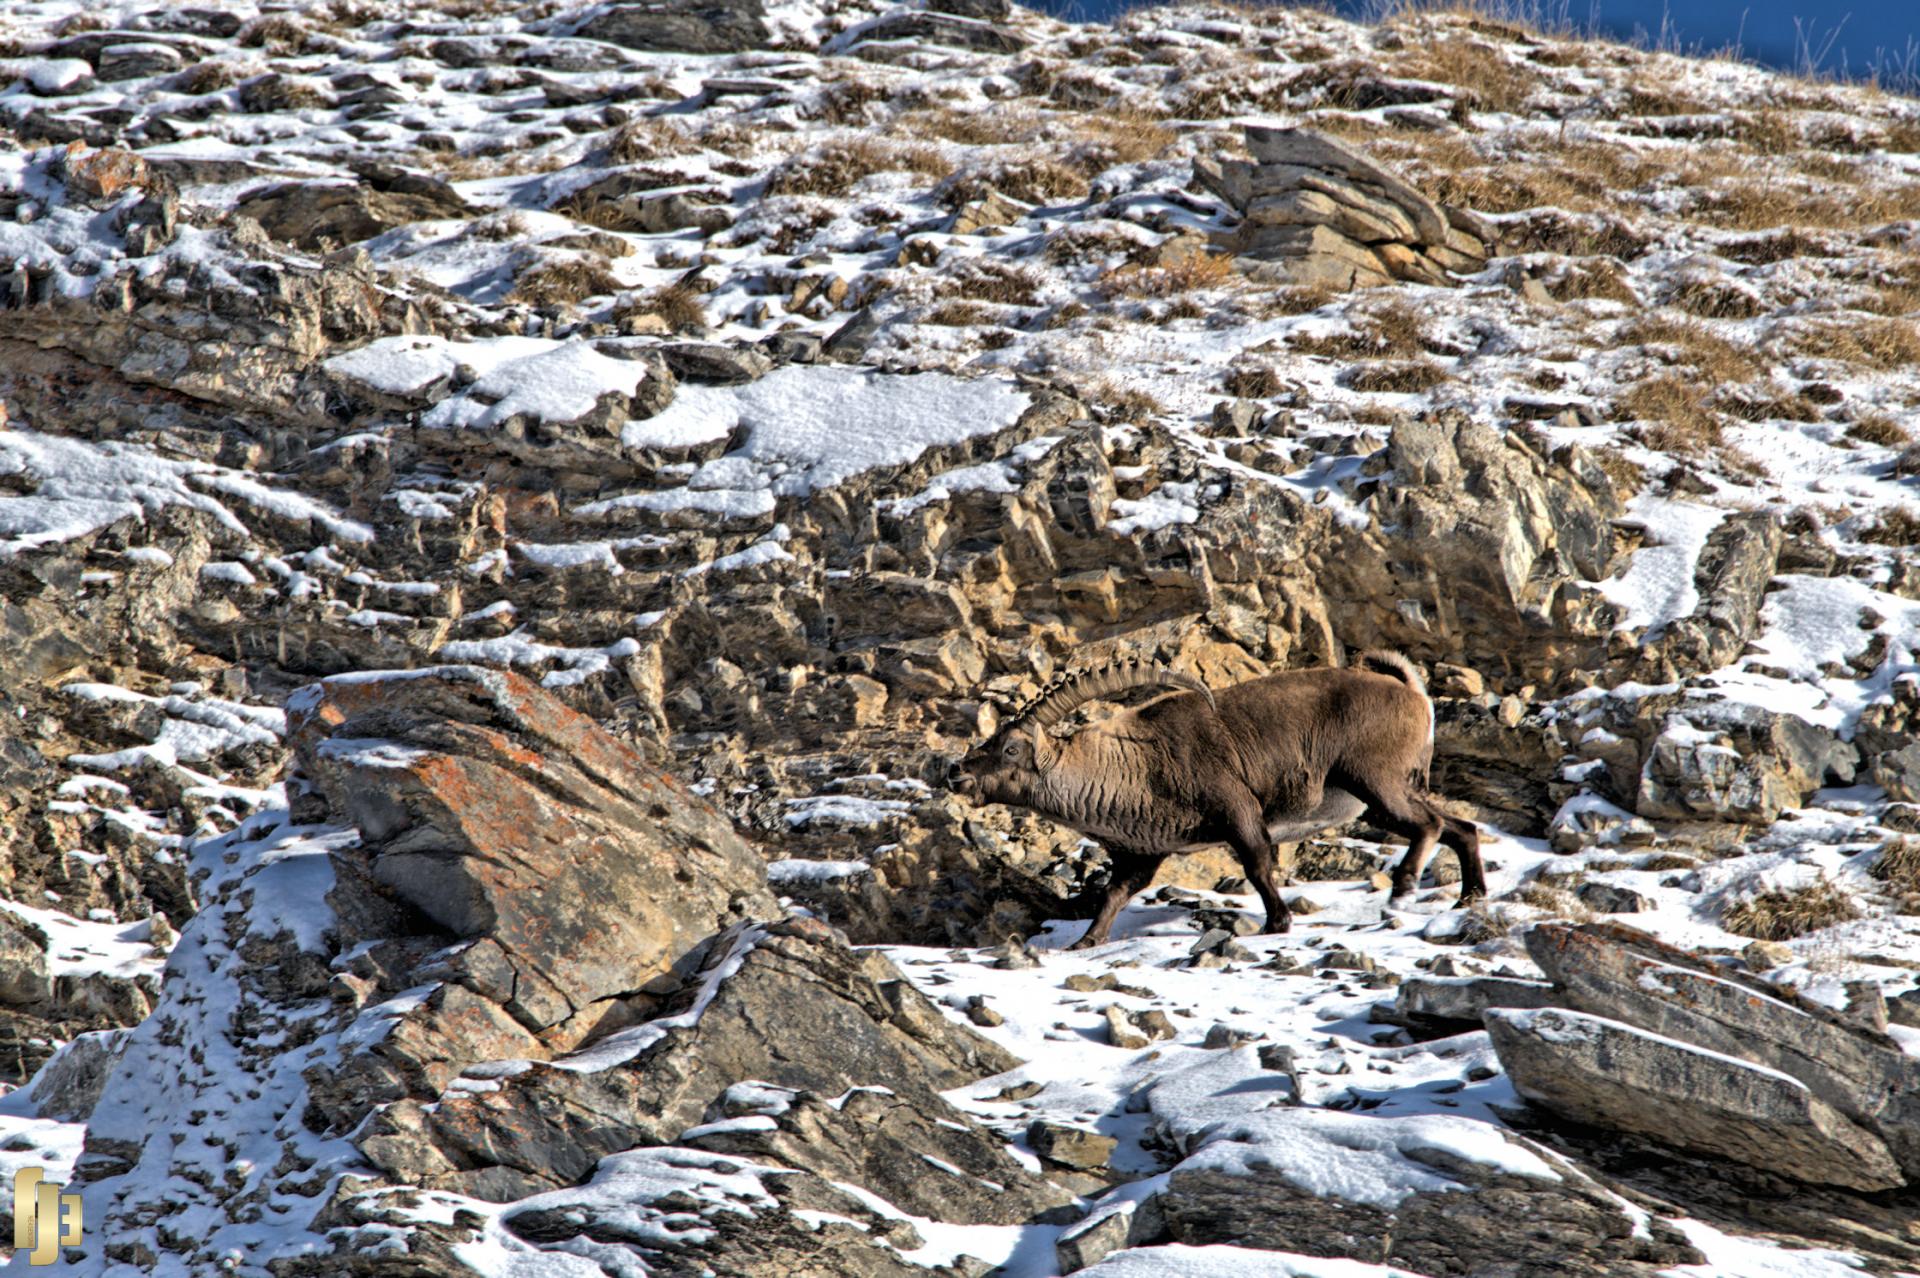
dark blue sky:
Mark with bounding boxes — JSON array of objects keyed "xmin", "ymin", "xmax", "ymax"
[{"xmin": 1028, "ymin": 0, "xmax": 1920, "ymax": 85}]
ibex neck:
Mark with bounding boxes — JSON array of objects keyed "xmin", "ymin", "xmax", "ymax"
[{"xmin": 1036, "ymin": 732, "xmax": 1155, "ymax": 840}]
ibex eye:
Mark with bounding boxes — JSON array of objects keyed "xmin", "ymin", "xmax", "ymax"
[{"xmin": 1003, "ymin": 742, "xmax": 1019, "ymax": 758}]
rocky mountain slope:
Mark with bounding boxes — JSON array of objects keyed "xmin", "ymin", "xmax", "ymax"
[{"xmin": 1, "ymin": 0, "xmax": 1920, "ymax": 1272}]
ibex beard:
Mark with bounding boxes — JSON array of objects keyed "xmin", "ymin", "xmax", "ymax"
[{"xmin": 948, "ymin": 653, "xmax": 1487, "ymax": 949}]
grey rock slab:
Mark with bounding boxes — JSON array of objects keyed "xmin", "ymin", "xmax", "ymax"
[
  {"xmin": 1246, "ymin": 165, "xmax": 1425, "ymax": 241},
  {"xmin": 357, "ymin": 918, "xmax": 1032, "ymax": 1203},
  {"xmin": 21, "ymin": 1027, "xmax": 129, "ymax": 1121},
  {"xmin": 0, "ymin": 909, "xmax": 51, "ymax": 1007},
  {"xmin": 1159, "ymin": 1134, "xmax": 1702, "ymax": 1276},
  {"xmin": 687, "ymin": 1086, "xmax": 1073, "ymax": 1225},
  {"xmin": 1028, "ymin": 1120, "xmax": 1117, "ymax": 1170},
  {"xmin": 575, "ymin": 0, "xmax": 771, "ymax": 54},
  {"xmin": 1874, "ymin": 742, "xmax": 1920, "ymax": 803},
  {"xmin": 1524, "ymin": 922, "xmax": 1920, "ymax": 1180},
  {"xmin": 1243, "ymin": 188, "xmax": 1413, "ymax": 245},
  {"xmin": 661, "ymin": 341, "xmax": 774, "ymax": 385},
  {"xmin": 1574, "ymin": 881, "xmax": 1652, "ymax": 913},
  {"xmin": 505, "ymin": 1157, "xmax": 933, "ymax": 1278},
  {"xmin": 840, "ymin": 10, "xmax": 1028, "ymax": 53},
  {"xmin": 1484, "ymin": 1006, "xmax": 1903, "ymax": 1192},
  {"xmin": 1230, "ymin": 221, "xmax": 1385, "ymax": 272}
]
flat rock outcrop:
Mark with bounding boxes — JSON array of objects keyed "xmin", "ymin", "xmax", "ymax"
[{"xmin": 1199, "ymin": 125, "xmax": 1496, "ymax": 287}]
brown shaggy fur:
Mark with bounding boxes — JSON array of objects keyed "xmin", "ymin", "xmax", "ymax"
[{"xmin": 951, "ymin": 653, "xmax": 1484, "ymax": 947}]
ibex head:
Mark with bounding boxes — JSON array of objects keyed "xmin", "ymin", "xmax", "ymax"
[{"xmin": 947, "ymin": 660, "xmax": 1214, "ymax": 804}]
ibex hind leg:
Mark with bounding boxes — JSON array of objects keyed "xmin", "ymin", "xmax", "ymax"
[
  {"xmin": 1330, "ymin": 770, "xmax": 1448, "ymax": 908},
  {"xmin": 1440, "ymin": 814, "xmax": 1487, "ymax": 904},
  {"xmin": 1068, "ymin": 851, "xmax": 1159, "ymax": 950}
]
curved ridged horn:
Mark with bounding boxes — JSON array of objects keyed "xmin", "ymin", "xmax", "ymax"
[{"xmin": 1018, "ymin": 660, "xmax": 1215, "ymax": 730}]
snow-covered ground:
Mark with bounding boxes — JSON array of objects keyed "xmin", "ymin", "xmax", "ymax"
[{"xmin": 2, "ymin": 0, "xmax": 1920, "ymax": 1271}]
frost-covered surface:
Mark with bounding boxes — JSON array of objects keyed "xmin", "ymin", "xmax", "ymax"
[
  {"xmin": 621, "ymin": 366, "xmax": 1032, "ymax": 497},
  {"xmin": 0, "ymin": 431, "xmax": 371, "ymax": 558}
]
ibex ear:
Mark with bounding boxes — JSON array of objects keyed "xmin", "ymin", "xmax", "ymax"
[{"xmin": 1028, "ymin": 721, "xmax": 1057, "ymax": 773}]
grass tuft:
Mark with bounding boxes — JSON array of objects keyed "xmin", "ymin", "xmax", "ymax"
[
  {"xmin": 1871, "ymin": 837, "xmax": 1920, "ymax": 911},
  {"xmin": 1722, "ymin": 878, "xmax": 1861, "ymax": 940}
]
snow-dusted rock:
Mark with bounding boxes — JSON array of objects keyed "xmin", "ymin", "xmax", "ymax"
[
  {"xmin": 288, "ymin": 664, "xmax": 775, "ymax": 1046},
  {"xmin": 353, "ymin": 915, "xmax": 1043, "ymax": 1204},
  {"xmin": 17, "ymin": 1028, "xmax": 129, "ymax": 1122},
  {"xmin": 1519, "ymin": 922, "xmax": 1920, "ymax": 1183},
  {"xmin": 1389, "ymin": 973, "xmax": 1556, "ymax": 1028},
  {"xmin": 574, "ymin": 0, "xmax": 773, "ymax": 54},
  {"xmin": 1485, "ymin": 1006, "xmax": 1903, "ymax": 1192},
  {"xmin": 1145, "ymin": 1048, "xmax": 1702, "ymax": 1274}
]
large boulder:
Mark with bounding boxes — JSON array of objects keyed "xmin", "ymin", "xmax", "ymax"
[
  {"xmin": 1568, "ymin": 693, "xmax": 1857, "ymax": 825},
  {"xmin": 1515, "ymin": 922, "xmax": 1920, "ymax": 1182},
  {"xmin": 1312, "ymin": 413, "xmax": 1623, "ymax": 691},
  {"xmin": 70, "ymin": 671, "xmax": 1064, "ymax": 1275},
  {"xmin": 1485, "ymin": 1006, "xmax": 1903, "ymax": 1193},
  {"xmin": 352, "ymin": 916, "xmax": 1055, "ymax": 1207},
  {"xmin": 574, "ymin": 0, "xmax": 770, "ymax": 53},
  {"xmin": 289, "ymin": 664, "xmax": 776, "ymax": 1049}
]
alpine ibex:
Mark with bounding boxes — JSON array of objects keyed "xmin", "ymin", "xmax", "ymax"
[{"xmin": 948, "ymin": 653, "xmax": 1485, "ymax": 947}]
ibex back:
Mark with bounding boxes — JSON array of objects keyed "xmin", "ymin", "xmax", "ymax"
[{"xmin": 948, "ymin": 653, "xmax": 1485, "ymax": 948}]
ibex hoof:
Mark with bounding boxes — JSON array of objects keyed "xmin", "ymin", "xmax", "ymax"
[{"xmin": 1386, "ymin": 893, "xmax": 1416, "ymax": 911}]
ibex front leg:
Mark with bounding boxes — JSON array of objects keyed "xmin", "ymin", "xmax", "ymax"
[
  {"xmin": 1227, "ymin": 806, "xmax": 1293, "ymax": 935},
  {"xmin": 1068, "ymin": 850, "xmax": 1159, "ymax": 949}
]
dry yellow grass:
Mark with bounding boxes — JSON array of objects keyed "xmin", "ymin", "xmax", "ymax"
[
  {"xmin": 1289, "ymin": 300, "xmax": 1435, "ymax": 361},
  {"xmin": 940, "ymin": 154, "xmax": 1090, "ymax": 208},
  {"xmin": 1510, "ymin": 881, "xmax": 1592, "ymax": 920},
  {"xmin": 1847, "ymin": 413, "xmax": 1914, "ymax": 447},
  {"xmin": 1083, "ymin": 378, "xmax": 1164, "ymax": 423},
  {"xmin": 900, "ymin": 107, "xmax": 1046, "ymax": 147},
  {"xmin": 1622, "ymin": 85, "xmax": 1708, "ymax": 116},
  {"xmin": 1065, "ymin": 106, "xmax": 1176, "ymax": 169},
  {"xmin": 1552, "ymin": 259, "xmax": 1639, "ymax": 304},
  {"xmin": 1860, "ymin": 507, "xmax": 1920, "ymax": 546},
  {"xmin": 807, "ymin": 77, "xmax": 892, "ymax": 125},
  {"xmin": 943, "ymin": 261, "xmax": 1047, "ymax": 306},
  {"xmin": 511, "ymin": 257, "xmax": 625, "ymax": 308},
  {"xmin": 1591, "ymin": 446, "xmax": 1647, "ymax": 493},
  {"xmin": 1691, "ymin": 176, "xmax": 1920, "ymax": 233},
  {"xmin": 1722, "ymin": 878, "xmax": 1861, "ymax": 940},
  {"xmin": 1621, "ymin": 315, "xmax": 1762, "ymax": 381},
  {"xmin": 1616, "ymin": 374, "xmax": 1722, "ymax": 452},
  {"xmin": 766, "ymin": 138, "xmax": 946, "ymax": 196},
  {"xmin": 1095, "ymin": 254, "xmax": 1235, "ymax": 299},
  {"xmin": 1788, "ymin": 318, "xmax": 1920, "ymax": 370},
  {"xmin": 613, "ymin": 283, "xmax": 707, "ymax": 333},
  {"xmin": 606, "ymin": 119, "xmax": 689, "ymax": 165},
  {"xmin": 1871, "ymin": 836, "xmax": 1920, "ymax": 910},
  {"xmin": 1254, "ymin": 282, "xmax": 1343, "ymax": 317},
  {"xmin": 1347, "ymin": 360, "xmax": 1451, "ymax": 393},
  {"xmin": 1222, "ymin": 364, "xmax": 1285, "ymax": 399},
  {"xmin": 1669, "ymin": 276, "xmax": 1763, "ymax": 319},
  {"xmin": 924, "ymin": 300, "xmax": 995, "ymax": 326},
  {"xmin": 1406, "ymin": 35, "xmax": 1537, "ymax": 113}
]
